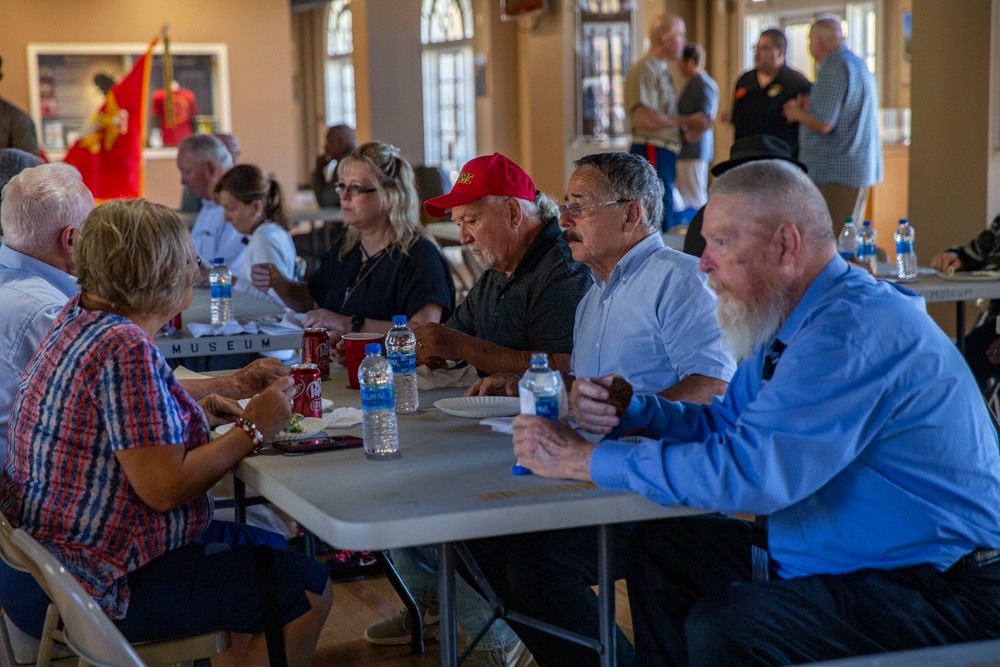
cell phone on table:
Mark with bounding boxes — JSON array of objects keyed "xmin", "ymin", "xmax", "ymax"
[{"xmin": 271, "ymin": 435, "xmax": 364, "ymax": 455}]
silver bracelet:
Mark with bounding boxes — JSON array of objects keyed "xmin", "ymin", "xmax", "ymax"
[{"xmin": 234, "ymin": 417, "xmax": 265, "ymax": 453}]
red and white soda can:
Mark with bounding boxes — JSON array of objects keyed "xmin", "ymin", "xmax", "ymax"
[
  {"xmin": 302, "ymin": 328, "xmax": 330, "ymax": 380},
  {"xmin": 290, "ymin": 363, "xmax": 323, "ymax": 417}
]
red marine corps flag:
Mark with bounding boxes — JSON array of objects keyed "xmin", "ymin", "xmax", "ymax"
[{"xmin": 63, "ymin": 35, "xmax": 157, "ymax": 200}]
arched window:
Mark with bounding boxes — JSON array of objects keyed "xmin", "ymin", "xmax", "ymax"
[
  {"xmin": 577, "ymin": 0, "xmax": 633, "ymax": 141},
  {"xmin": 421, "ymin": 0, "xmax": 476, "ymax": 181},
  {"xmin": 326, "ymin": 0, "xmax": 356, "ymax": 128}
]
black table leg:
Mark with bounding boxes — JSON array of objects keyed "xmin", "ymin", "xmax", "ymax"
[
  {"xmin": 372, "ymin": 551, "xmax": 425, "ymax": 655},
  {"xmin": 439, "ymin": 542, "xmax": 458, "ymax": 666},
  {"xmin": 598, "ymin": 524, "xmax": 616, "ymax": 667},
  {"xmin": 234, "ymin": 477, "xmax": 247, "ymax": 524}
]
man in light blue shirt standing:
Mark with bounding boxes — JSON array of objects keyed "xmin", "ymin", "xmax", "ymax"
[
  {"xmin": 783, "ymin": 14, "xmax": 882, "ymax": 232},
  {"xmin": 512, "ymin": 160, "xmax": 1000, "ymax": 665}
]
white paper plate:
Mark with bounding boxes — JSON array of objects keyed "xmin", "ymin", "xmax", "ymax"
[
  {"xmin": 237, "ymin": 398, "xmax": 334, "ymax": 412},
  {"xmin": 939, "ymin": 271, "xmax": 1000, "ymax": 282},
  {"xmin": 434, "ymin": 396, "xmax": 520, "ymax": 419},
  {"xmin": 215, "ymin": 417, "xmax": 328, "ymax": 441}
]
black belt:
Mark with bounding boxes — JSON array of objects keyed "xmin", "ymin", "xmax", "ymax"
[{"xmin": 948, "ymin": 548, "xmax": 1000, "ymax": 572}]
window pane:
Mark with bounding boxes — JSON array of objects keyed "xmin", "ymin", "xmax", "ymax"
[{"xmin": 578, "ymin": 12, "xmax": 631, "ymax": 140}]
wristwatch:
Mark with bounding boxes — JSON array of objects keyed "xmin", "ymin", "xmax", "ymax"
[
  {"xmin": 235, "ymin": 417, "xmax": 265, "ymax": 453},
  {"xmin": 351, "ymin": 314, "xmax": 365, "ymax": 332}
]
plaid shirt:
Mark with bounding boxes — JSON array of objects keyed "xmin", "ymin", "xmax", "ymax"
[
  {"xmin": 799, "ymin": 45, "xmax": 883, "ymax": 187},
  {"xmin": 1, "ymin": 295, "xmax": 212, "ymax": 619}
]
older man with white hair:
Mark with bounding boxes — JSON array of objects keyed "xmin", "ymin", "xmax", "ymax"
[
  {"xmin": 513, "ymin": 160, "xmax": 1000, "ymax": 665},
  {"xmin": 782, "ymin": 14, "xmax": 882, "ymax": 229},
  {"xmin": 0, "ymin": 163, "xmax": 93, "ymax": 463},
  {"xmin": 0, "ymin": 164, "xmax": 286, "ymax": 464},
  {"xmin": 176, "ymin": 133, "xmax": 244, "ymax": 271}
]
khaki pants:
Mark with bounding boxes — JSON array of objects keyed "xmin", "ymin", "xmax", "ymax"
[{"xmin": 818, "ymin": 183, "xmax": 870, "ymax": 234}]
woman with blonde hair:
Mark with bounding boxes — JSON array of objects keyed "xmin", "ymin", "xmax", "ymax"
[
  {"xmin": 252, "ymin": 141, "xmax": 454, "ymax": 336},
  {"xmin": 215, "ymin": 164, "xmax": 297, "ymax": 307},
  {"xmin": 1, "ymin": 199, "xmax": 332, "ymax": 667}
]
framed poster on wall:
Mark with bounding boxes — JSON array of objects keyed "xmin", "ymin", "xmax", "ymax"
[{"xmin": 26, "ymin": 42, "xmax": 231, "ymax": 159}]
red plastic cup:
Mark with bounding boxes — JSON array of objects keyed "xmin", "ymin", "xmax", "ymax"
[{"xmin": 343, "ymin": 333, "xmax": 384, "ymax": 389}]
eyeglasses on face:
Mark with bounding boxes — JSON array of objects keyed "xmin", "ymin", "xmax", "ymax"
[
  {"xmin": 558, "ymin": 199, "xmax": 630, "ymax": 219},
  {"xmin": 334, "ymin": 183, "xmax": 378, "ymax": 197}
]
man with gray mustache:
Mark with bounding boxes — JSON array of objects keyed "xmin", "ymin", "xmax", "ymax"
[
  {"xmin": 464, "ymin": 152, "xmax": 734, "ymax": 667},
  {"xmin": 413, "ymin": 152, "xmax": 590, "ymax": 376}
]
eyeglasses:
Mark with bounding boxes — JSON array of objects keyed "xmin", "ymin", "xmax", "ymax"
[
  {"xmin": 558, "ymin": 199, "xmax": 630, "ymax": 219},
  {"xmin": 334, "ymin": 183, "xmax": 378, "ymax": 197}
]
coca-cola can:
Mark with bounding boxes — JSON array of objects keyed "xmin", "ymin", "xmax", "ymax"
[
  {"xmin": 302, "ymin": 327, "xmax": 330, "ymax": 380},
  {"xmin": 168, "ymin": 312, "xmax": 182, "ymax": 330},
  {"xmin": 290, "ymin": 363, "xmax": 323, "ymax": 417}
]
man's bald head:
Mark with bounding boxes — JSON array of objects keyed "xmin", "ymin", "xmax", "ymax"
[
  {"xmin": 809, "ymin": 14, "xmax": 845, "ymax": 61},
  {"xmin": 648, "ymin": 14, "xmax": 685, "ymax": 62}
]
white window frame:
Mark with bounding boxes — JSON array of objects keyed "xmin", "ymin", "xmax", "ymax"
[
  {"xmin": 421, "ymin": 0, "xmax": 476, "ymax": 180},
  {"xmin": 325, "ymin": 0, "xmax": 356, "ymax": 128}
]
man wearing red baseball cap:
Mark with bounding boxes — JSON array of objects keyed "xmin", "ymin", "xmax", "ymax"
[
  {"xmin": 413, "ymin": 153, "xmax": 590, "ymax": 377},
  {"xmin": 367, "ymin": 154, "xmax": 590, "ymax": 664}
]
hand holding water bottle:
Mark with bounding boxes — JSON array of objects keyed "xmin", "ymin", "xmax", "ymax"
[{"xmin": 511, "ymin": 414, "xmax": 595, "ymax": 481}]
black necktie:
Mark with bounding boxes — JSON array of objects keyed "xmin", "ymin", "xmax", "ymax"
[
  {"xmin": 762, "ymin": 339, "xmax": 787, "ymax": 382},
  {"xmin": 753, "ymin": 339, "xmax": 786, "ymax": 581}
]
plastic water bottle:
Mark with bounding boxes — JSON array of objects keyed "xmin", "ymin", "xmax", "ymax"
[
  {"xmin": 838, "ymin": 217, "xmax": 858, "ymax": 260},
  {"xmin": 208, "ymin": 258, "xmax": 232, "ymax": 325},
  {"xmin": 385, "ymin": 315, "xmax": 419, "ymax": 413},
  {"xmin": 858, "ymin": 221, "xmax": 878, "ymax": 274},
  {"xmin": 518, "ymin": 353, "xmax": 566, "ymax": 422},
  {"xmin": 894, "ymin": 218, "xmax": 917, "ymax": 280},
  {"xmin": 359, "ymin": 343, "xmax": 400, "ymax": 459}
]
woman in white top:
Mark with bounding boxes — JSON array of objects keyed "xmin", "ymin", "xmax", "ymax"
[{"xmin": 214, "ymin": 165, "xmax": 297, "ymax": 307}]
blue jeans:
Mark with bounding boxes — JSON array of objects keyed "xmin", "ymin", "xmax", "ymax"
[
  {"xmin": 391, "ymin": 545, "xmax": 517, "ymax": 650},
  {"xmin": 465, "ymin": 526, "xmax": 637, "ymax": 667},
  {"xmin": 630, "ymin": 143, "xmax": 678, "ymax": 229},
  {"xmin": 629, "ymin": 515, "xmax": 1000, "ymax": 666}
]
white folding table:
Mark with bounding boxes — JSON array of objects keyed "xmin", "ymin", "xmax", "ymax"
[
  {"xmin": 231, "ymin": 370, "xmax": 703, "ymax": 666},
  {"xmin": 154, "ymin": 288, "xmax": 301, "ymax": 359}
]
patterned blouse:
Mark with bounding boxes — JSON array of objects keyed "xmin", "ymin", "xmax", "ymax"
[{"xmin": 1, "ymin": 295, "xmax": 212, "ymax": 619}]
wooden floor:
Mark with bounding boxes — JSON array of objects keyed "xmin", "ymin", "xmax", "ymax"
[{"xmin": 310, "ymin": 573, "xmax": 633, "ymax": 667}]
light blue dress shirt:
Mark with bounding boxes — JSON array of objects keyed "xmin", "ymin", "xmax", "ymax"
[
  {"xmin": 571, "ymin": 234, "xmax": 734, "ymax": 394},
  {"xmin": 799, "ymin": 44, "xmax": 883, "ymax": 188},
  {"xmin": 592, "ymin": 255, "xmax": 1000, "ymax": 577},
  {"xmin": 0, "ymin": 244, "xmax": 78, "ymax": 462},
  {"xmin": 190, "ymin": 200, "xmax": 247, "ymax": 274}
]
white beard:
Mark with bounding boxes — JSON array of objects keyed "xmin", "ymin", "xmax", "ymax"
[
  {"xmin": 709, "ymin": 275, "xmax": 790, "ymax": 362},
  {"xmin": 467, "ymin": 243, "xmax": 498, "ymax": 270}
]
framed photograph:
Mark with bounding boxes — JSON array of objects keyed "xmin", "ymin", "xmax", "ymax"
[
  {"xmin": 41, "ymin": 120, "xmax": 64, "ymax": 149},
  {"xmin": 26, "ymin": 42, "xmax": 231, "ymax": 159}
]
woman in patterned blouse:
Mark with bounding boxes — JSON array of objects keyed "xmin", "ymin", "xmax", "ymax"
[{"xmin": 0, "ymin": 198, "xmax": 332, "ymax": 667}]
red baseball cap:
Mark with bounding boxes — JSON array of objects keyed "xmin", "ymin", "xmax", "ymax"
[{"xmin": 423, "ymin": 153, "xmax": 536, "ymax": 218}]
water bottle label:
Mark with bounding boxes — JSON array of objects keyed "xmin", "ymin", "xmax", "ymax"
[
  {"xmin": 535, "ymin": 395, "xmax": 560, "ymax": 421},
  {"xmin": 361, "ymin": 383, "xmax": 395, "ymax": 410},
  {"xmin": 210, "ymin": 283, "xmax": 232, "ymax": 299},
  {"xmin": 838, "ymin": 251, "xmax": 857, "ymax": 260},
  {"xmin": 895, "ymin": 240, "xmax": 913, "ymax": 255},
  {"xmin": 387, "ymin": 351, "xmax": 416, "ymax": 374}
]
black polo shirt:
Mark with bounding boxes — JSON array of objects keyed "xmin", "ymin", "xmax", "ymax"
[
  {"xmin": 445, "ymin": 218, "xmax": 590, "ymax": 355},
  {"xmin": 731, "ymin": 65, "xmax": 812, "ymax": 157}
]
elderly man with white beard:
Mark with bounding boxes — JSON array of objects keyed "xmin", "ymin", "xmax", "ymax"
[{"xmin": 511, "ymin": 160, "xmax": 1000, "ymax": 666}]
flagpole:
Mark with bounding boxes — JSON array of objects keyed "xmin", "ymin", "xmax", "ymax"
[{"xmin": 161, "ymin": 23, "xmax": 175, "ymax": 130}]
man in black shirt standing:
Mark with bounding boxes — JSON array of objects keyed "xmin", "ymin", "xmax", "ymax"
[{"xmin": 730, "ymin": 29, "xmax": 811, "ymax": 157}]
